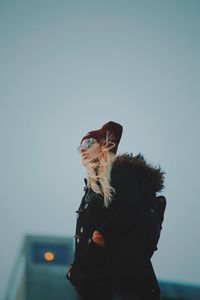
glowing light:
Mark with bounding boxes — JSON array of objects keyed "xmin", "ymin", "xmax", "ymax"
[{"xmin": 44, "ymin": 251, "xmax": 55, "ymax": 261}]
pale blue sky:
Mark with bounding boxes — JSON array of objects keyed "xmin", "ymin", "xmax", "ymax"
[{"xmin": 0, "ymin": 0, "xmax": 200, "ymax": 299}]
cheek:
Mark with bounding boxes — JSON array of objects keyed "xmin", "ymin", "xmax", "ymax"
[
  {"xmin": 88, "ymin": 148, "xmax": 99, "ymax": 157},
  {"xmin": 88, "ymin": 149, "xmax": 95, "ymax": 156},
  {"xmin": 93, "ymin": 146, "xmax": 101, "ymax": 154}
]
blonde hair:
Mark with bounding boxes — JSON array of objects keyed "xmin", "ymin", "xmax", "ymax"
[{"xmin": 85, "ymin": 134, "xmax": 117, "ymax": 207}]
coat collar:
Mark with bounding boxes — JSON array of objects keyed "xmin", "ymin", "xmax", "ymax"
[{"xmin": 113, "ymin": 153, "xmax": 165, "ymax": 192}]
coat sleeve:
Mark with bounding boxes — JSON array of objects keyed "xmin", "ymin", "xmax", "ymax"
[{"xmin": 98, "ymin": 163, "xmax": 143, "ymax": 243}]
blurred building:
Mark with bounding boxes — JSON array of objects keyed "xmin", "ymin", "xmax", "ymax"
[
  {"xmin": 159, "ymin": 280, "xmax": 200, "ymax": 300},
  {"xmin": 5, "ymin": 234, "xmax": 79, "ymax": 300}
]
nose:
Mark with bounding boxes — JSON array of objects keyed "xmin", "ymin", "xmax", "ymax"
[{"xmin": 80, "ymin": 147, "xmax": 86, "ymax": 153}]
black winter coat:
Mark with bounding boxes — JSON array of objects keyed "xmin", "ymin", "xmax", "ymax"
[{"xmin": 67, "ymin": 154, "xmax": 165, "ymax": 300}]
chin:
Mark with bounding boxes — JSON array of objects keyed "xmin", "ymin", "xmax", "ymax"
[
  {"xmin": 82, "ymin": 157, "xmax": 90, "ymax": 166},
  {"xmin": 82, "ymin": 156, "xmax": 98, "ymax": 166}
]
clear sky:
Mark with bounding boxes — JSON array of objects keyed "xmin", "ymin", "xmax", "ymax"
[{"xmin": 1, "ymin": 0, "xmax": 200, "ymax": 299}]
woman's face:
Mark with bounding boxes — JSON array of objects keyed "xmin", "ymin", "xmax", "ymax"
[{"xmin": 79, "ymin": 138, "xmax": 102, "ymax": 165}]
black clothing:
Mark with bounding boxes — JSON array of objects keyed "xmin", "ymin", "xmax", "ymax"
[
  {"xmin": 76, "ymin": 279, "xmax": 142, "ymax": 300},
  {"xmin": 67, "ymin": 154, "xmax": 165, "ymax": 300}
]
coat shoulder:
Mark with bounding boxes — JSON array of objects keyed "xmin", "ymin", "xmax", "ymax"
[{"xmin": 112, "ymin": 153, "xmax": 165, "ymax": 192}]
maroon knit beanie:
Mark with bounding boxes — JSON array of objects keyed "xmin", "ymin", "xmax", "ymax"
[{"xmin": 81, "ymin": 121, "xmax": 123, "ymax": 154}]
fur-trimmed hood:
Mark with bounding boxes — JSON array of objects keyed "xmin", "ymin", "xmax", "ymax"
[{"xmin": 113, "ymin": 153, "xmax": 165, "ymax": 193}]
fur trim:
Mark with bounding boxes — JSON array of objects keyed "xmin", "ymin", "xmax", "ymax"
[{"xmin": 113, "ymin": 153, "xmax": 165, "ymax": 192}]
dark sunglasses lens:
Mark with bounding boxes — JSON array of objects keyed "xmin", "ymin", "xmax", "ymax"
[
  {"xmin": 78, "ymin": 138, "xmax": 94, "ymax": 152},
  {"xmin": 85, "ymin": 138, "xmax": 93, "ymax": 148}
]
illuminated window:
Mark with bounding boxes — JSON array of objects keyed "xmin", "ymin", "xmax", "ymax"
[
  {"xmin": 44, "ymin": 251, "xmax": 55, "ymax": 262},
  {"xmin": 32, "ymin": 243, "xmax": 68, "ymax": 264}
]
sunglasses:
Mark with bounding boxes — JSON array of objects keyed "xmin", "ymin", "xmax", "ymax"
[{"xmin": 77, "ymin": 138, "xmax": 97, "ymax": 152}]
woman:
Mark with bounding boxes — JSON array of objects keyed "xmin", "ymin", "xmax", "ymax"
[{"xmin": 66, "ymin": 121, "xmax": 165, "ymax": 300}]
